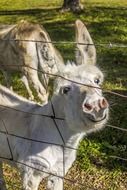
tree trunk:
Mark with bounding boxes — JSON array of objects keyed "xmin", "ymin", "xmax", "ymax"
[{"xmin": 61, "ymin": 0, "xmax": 83, "ymax": 13}]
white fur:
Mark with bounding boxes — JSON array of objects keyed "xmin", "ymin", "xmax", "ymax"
[
  {"xmin": 0, "ymin": 62, "xmax": 109, "ymax": 190},
  {"xmin": 0, "ymin": 19, "xmax": 109, "ymax": 190}
]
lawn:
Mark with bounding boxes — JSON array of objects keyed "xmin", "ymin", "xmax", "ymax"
[{"xmin": 0, "ymin": 0, "xmax": 127, "ymax": 189}]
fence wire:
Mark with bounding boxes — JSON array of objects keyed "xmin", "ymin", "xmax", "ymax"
[
  {"xmin": 0, "ymin": 101, "xmax": 84, "ymax": 189},
  {"xmin": 0, "ymin": 37, "xmax": 127, "ymax": 189},
  {"xmin": 1, "ymin": 38, "xmax": 127, "ymax": 48},
  {"xmin": 0, "ymin": 63, "xmax": 127, "ymax": 99}
]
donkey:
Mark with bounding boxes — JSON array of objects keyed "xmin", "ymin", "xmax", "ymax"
[
  {"xmin": 0, "ymin": 20, "xmax": 64, "ymax": 102},
  {"xmin": 0, "ymin": 20, "xmax": 109, "ymax": 190},
  {"xmin": 0, "ymin": 19, "xmax": 96, "ymax": 103},
  {"xmin": 0, "ymin": 31, "xmax": 109, "ymax": 190}
]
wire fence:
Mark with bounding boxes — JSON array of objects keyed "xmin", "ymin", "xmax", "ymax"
[
  {"xmin": 1, "ymin": 38, "xmax": 127, "ymax": 48},
  {"xmin": 0, "ymin": 37, "xmax": 127, "ymax": 189}
]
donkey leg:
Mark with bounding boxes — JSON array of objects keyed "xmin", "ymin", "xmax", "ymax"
[
  {"xmin": 2, "ymin": 70, "xmax": 13, "ymax": 90},
  {"xmin": 23, "ymin": 176, "xmax": 42, "ymax": 190},
  {"xmin": 21, "ymin": 75, "xmax": 34, "ymax": 101},
  {"xmin": 22, "ymin": 169, "xmax": 46, "ymax": 190},
  {"xmin": 40, "ymin": 74, "xmax": 48, "ymax": 90},
  {"xmin": 28, "ymin": 71, "xmax": 48, "ymax": 103},
  {"xmin": 0, "ymin": 162, "xmax": 7, "ymax": 190},
  {"xmin": 47, "ymin": 176, "xmax": 63, "ymax": 190}
]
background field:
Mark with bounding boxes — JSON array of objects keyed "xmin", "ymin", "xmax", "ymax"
[{"xmin": 0, "ymin": 0, "xmax": 127, "ymax": 189}]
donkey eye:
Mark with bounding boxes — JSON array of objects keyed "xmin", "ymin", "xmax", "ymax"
[
  {"xmin": 62, "ymin": 86, "xmax": 71, "ymax": 94},
  {"xmin": 94, "ymin": 78, "xmax": 100, "ymax": 84}
]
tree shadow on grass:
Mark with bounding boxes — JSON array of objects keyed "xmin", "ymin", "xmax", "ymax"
[
  {"xmin": 0, "ymin": 6, "xmax": 127, "ymax": 60},
  {"xmin": 0, "ymin": 8, "xmax": 60, "ymax": 16}
]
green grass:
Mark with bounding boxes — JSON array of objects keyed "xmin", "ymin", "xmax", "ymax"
[
  {"xmin": 0, "ymin": 0, "xmax": 127, "ymax": 189},
  {"xmin": 0, "ymin": 0, "xmax": 62, "ymax": 10}
]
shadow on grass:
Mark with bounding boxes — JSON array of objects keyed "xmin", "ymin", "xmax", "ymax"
[
  {"xmin": 0, "ymin": 4, "xmax": 127, "ymax": 174},
  {"xmin": 0, "ymin": 8, "xmax": 61, "ymax": 15},
  {"xmin": 78, "ymin": 89, "xmax": 127, "ymax": 171},
  {"xmin": 0, "ymin": 6, "xmax": 127, "ymax": 47}
]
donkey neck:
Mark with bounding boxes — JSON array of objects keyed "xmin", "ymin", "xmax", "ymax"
[{"xmin": 51, "ymin": 95, "xmax": 86, "ymax": 149}]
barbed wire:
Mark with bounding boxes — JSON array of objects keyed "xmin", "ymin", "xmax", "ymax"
[
  {"xmin": 0, "ymin": 104, "xmax": 64, "ymax": 120},
  {"xmin": 0, "ymin": 106, "xmax": 127, "ymax": 147},
  {"xmin": 0, "ymin": 113, "xmax": 127, "ymax": 189},
  {"xmin": 1, "ymin": 63, "xmax": 127, "ymax": 99},
  {"xmin": 107, "ymin": 124, "xmax": 127, "ymax": 132},
  {"xmin": 0, "ymin": 38, "xmax": 127, "ymax": 48},
  {"xmin": 0, "ymin": 96, "xmax": 127, "ymax": 189},
  {"xmin": 0, "ymin": 38, "xmax": 127, "ymax": 189},
  {"xmin": 108, "ymin": 155, "xmax": 127, "ymax": 162},
  {"xmin": 0, "ymin": 155, "xmax": 86, "ymax": 188},
  {"xmin": 0, "ymin": 100, "xmax": 83, "ymax": 189}
]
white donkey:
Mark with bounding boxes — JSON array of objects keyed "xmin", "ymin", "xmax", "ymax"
[
  {"xmin": 0, "ymin": 20, "xmax": 64, "ymax": 102},
  {"xmin": 0, "ymin": 19, "xmax": 95, "ymax": 103},
  {"xmin": 0, "ymin": 21, "xmax": 109, "ymax": 189},
  {"xmin": 0, "ymin": 20, "xmax": 109, "ymax": 190}
]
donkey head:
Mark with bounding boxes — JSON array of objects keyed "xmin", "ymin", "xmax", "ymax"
[
  {"xmin": 53, "ymin": 63, "xmax": 109, "ymax": 133},
  {"xmin": 53, "ymin": 20, "xmax": 109, "ymax": 133}
]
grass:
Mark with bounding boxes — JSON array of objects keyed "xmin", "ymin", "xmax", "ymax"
[{"xmin": 0, "ymin": 0, "xmax": 127, "ymax": 189}]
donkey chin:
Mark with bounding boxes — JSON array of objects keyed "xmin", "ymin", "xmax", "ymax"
[
  {"xmin": 83, "ymin": 109, "xmax": 109, "ymax": 133},
  {"xmin": 86, "ymin": 108, "xmax": 108, "ymax": 123}
]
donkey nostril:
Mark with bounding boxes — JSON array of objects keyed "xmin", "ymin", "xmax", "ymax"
[
  {"xmin": 99, "ymin": 98, "xmax": 108, "ymax": 109},
  {"xmin": 84, "ymin": 103, "xmax": 93, "ymax": 111}
]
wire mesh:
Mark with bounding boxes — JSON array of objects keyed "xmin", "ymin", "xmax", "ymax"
[{"xmin": 0, "ymin": 38, "xmax": 126, "ymax": 189}]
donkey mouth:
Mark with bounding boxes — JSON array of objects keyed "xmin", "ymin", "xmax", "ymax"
[{"xmin": 87, "ymin": 114, "xmax": 107, "ymax": 123}]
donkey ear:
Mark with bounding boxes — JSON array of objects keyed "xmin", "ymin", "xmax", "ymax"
[{"xmin": 75, "ymin": 19, "xmax": 96, "ymax": 65}]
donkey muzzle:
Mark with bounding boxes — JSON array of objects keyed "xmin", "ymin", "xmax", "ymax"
[{"xmin": 82, "ymin": 98, "xmax": 109, "ymax": 122}]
